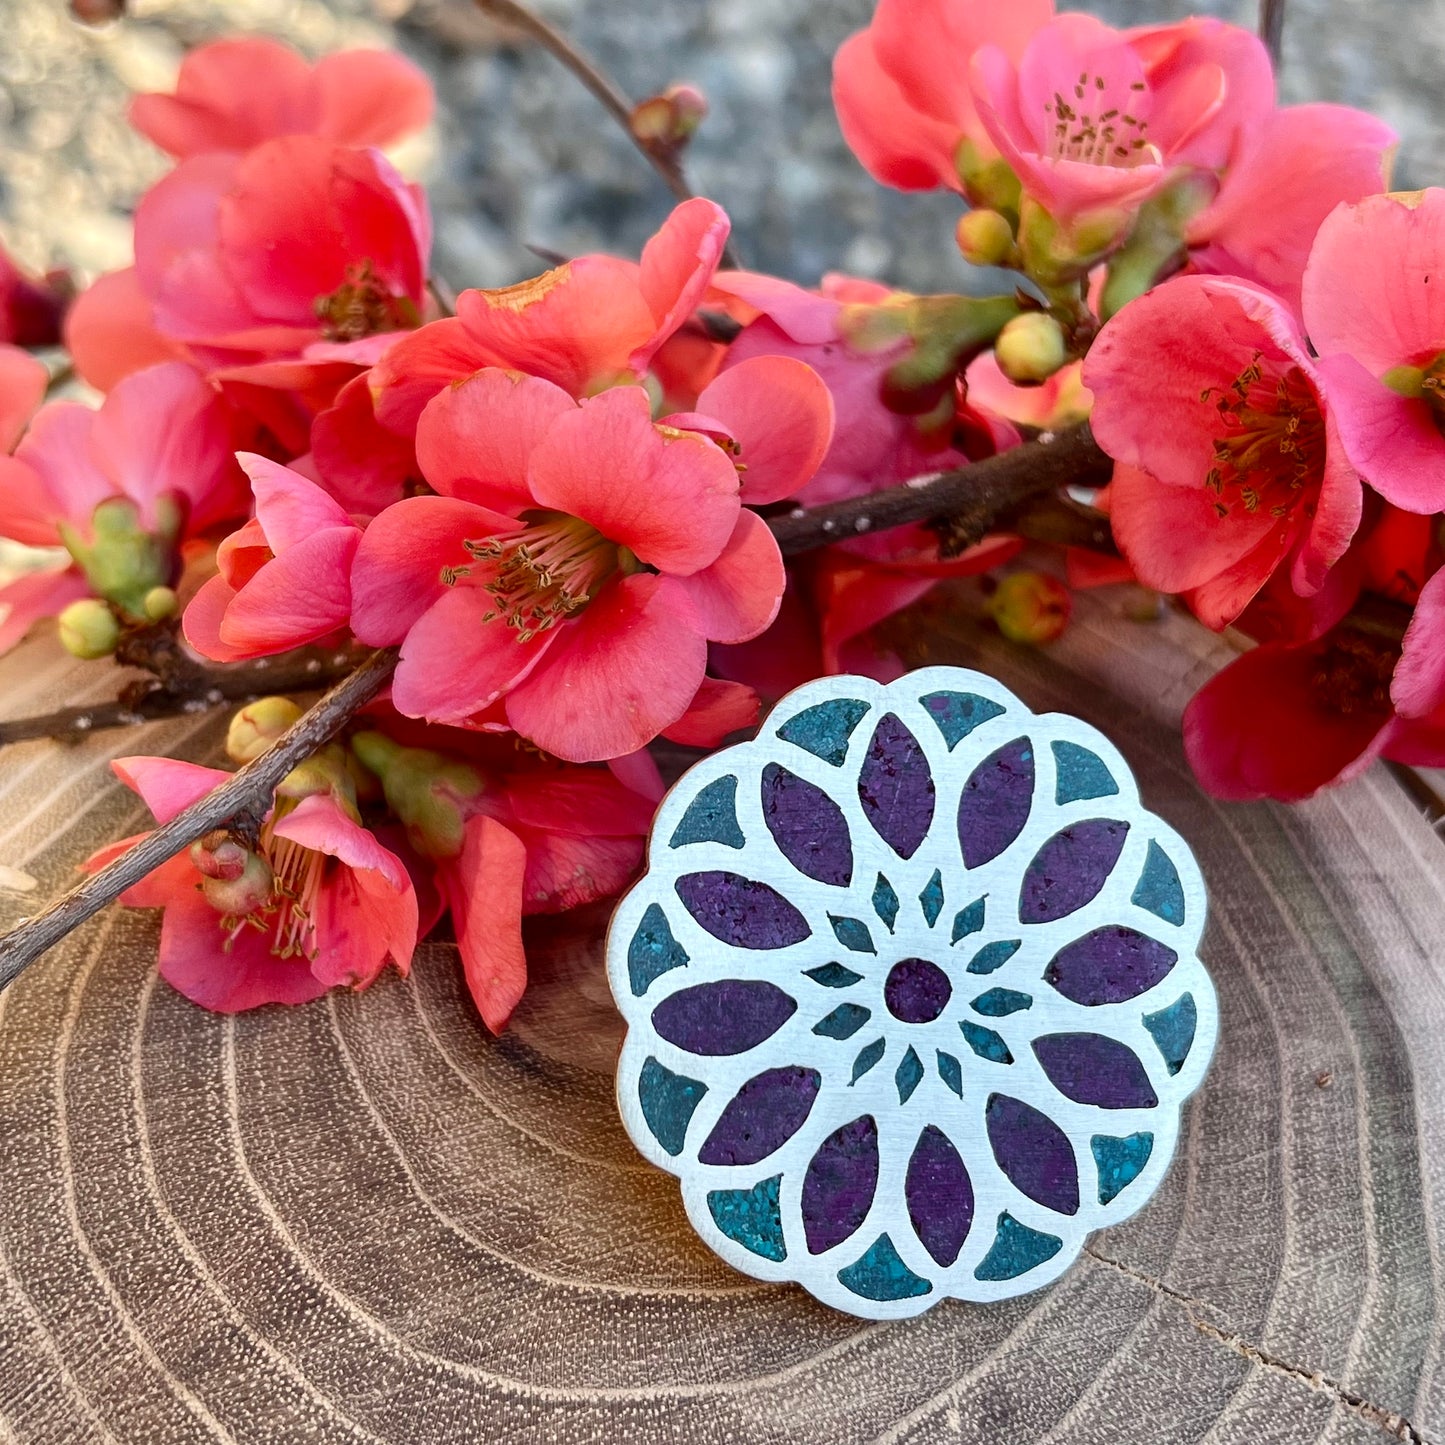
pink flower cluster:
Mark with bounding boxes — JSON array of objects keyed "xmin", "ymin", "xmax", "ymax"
[{"xmin": 0, "ymin": 2, "xmax": 1437, "ymax": 1022}]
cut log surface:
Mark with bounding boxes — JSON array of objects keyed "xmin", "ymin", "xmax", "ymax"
[{"xmin": 0, "ymin": 594, "xmax": 1440, "ymax": 1445}]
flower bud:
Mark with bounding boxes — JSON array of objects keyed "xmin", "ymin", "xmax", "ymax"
[
  {"xmin": 351, "ymin": 730, "xmax": 484, "ymax": 860},
  {"xmin": 226, "ymin": 697, "xmax": 304, "ymax": 764},
  {"xmin": 57, "ymin": 598, "xmax": 119, "ymax": 659},
  {"xmin": 994, "ymin": 313, "xmax": 1069, "ymax": 385},
  {"xmin": 142, "ymin": 585, "xmax": 178, "ymax": 621},
  {"xmin": 630, "ymin": 84, "xmax": 708, "ymax": 151},
  {"xmin": 988, "ymin": 572, "xmax": 1072, "ymax": 645},
  {"xmin": 955, "ymin": 209, "xmax": 1015, "ymax": 268},
  {"xmin": 190, "ymin": 830, "xmax": 249, "ymax": 881},
  {"xmin": 200, "ymin": 850, "xmax": 274, "ymax": 917},
  {"xmin": 60, "ymin": 497, "xmax": 177, "ymax": 620}
]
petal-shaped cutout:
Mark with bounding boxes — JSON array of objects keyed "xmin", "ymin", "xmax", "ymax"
[
  {"xmin": 1143, "ymin": 993, "xmax": 1198, "ymax": 1075},
  {"xmin": 884, "ymin": 958, "xmax": 952, "ymax": 1024},
  {"xmin": 857, "ymin": 712, "xmax": 934, "ymax": 859},
  {"xmin": 829, "ymin": 915, "xmax": 876, "ymax": 953},
  {"xmin": 776, "ymin": 697, "xmax": 870, "ymax": 766},
  {"xmin": 961, "ymin": 1020, "xmax": 1012, "ymax": 1064},
  {"xmin": 1045, "ymin": 926, "xmax": 1178, "ymax": 1005},
  {"xmin": 1092, "ymin": 1132, "xmax": 1154, "ymax": 1205},
  {"xmin": 638, "ymin": 1056, "xmax": 707, "ymax": 1157},
  {"xmin": 1132, "ymin": 840, "xmax": 1187, "ymax": 925},
  {"xmin": 850, "ymin": 1037, "xmax": 887, "ymax": 1083},
  {"xmin": 1033, "ymin": 1033, "xmax": 1159, "ymax": 1109},
  {"xmin": 958, "ymin": 737, "xmax": 1034, "ymax": 868},
  {"xmin": 895, "ymin": 1045, "xmax": 924, "ymax": 1103},
  {"xmin": 813, "ymin": 1002, "xmax": 872, "ymax": 1039},
  {"xmin": 919, "ymin": 870, "xmax": 944, "ymax": 926},
  {"xmin": 836, "ymin": 1234, "xmax": 932, "ymax": 1302},
  {"xmin": 871, "ymin": 873, "xmax": 900, "ymax": 929},
  {"xmin": 760, "ymin": 762, "xmax": 853, "ymax": 886},
  {"xmin": 966, "ymin": 939, "xmax": 1021, "ymax": 975},
  {"xmin": 907, "ymin": 1125, "xmax": 974, "ymax": 1267},
  {"xmin": 971, "ymin": 987, "xmax": 1032, "ymax": 1017},
  {"xmin": 708, "ymin": 1176, "xmax": 786, "ymax": 1261},
  {"xmin": 1051, "ymin": 740, "xmax": 1119, "ymax": 804},
  {"xmin": 922, "ymin": 690, "xmax": 1006, "ymax": 748},
  {"xmin": 805, "ymin": 962, "xmax": 863, "ymax": 988},
  {"xmin": 627, "ymin": 903, "xmax": 689, "ymax": 996},
  {"xmin": 1019, "ymin": 819, "xmax": 1130, "ymax": 923},
  {"xmin": 951, "ymin": 897, "xmax": 986, "ymax": 943},
  {"xmin": 986, "ymin": 1094, "xmax": 1080, "ymax": 1216},
  {"xmin": 936, "ymin": 1050, "xmax": 963, "ymax": 1096},
  {"xmin": 698, "ymin": 1065, "xmax": 821, "ymax": 1166},
  {"xmin": 973, "ymin": 1212, "xmax": 1063, "ymax": 1282},
  {"xmin": 670, "ymin": 775, "xmax": 745, "ymax": 849},
  {"xmin": 675, "ymin": 870, "xmax": 811, "ymax": 950},
  {"xmin": 651, "ymin": 979, "xmax": 796, "ymax": 1056},
  {"xmin": 801, "ymin": 1115, "xmax": 879, "ymax": 1254}
]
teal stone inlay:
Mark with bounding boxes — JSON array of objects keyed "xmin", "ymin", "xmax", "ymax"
[
  {"xmin": 838, "ymin": 1233, "xmax": 933, "ymax": 1301},
  {"xmin": 960, "ymin": 1020, "xmax": 1013, "ymax": 1064},
  {"xmin": 919, "ymin": 870, "xmax": 945, "ymax": 927},
  {"xmin": 921, "ymin": 690, "xmax": 1006, "ymax": 750},
  {"xmin": 776, "ymin": 698, "xmax": 870, "ymax": 766},
  {"xmin": 937, "ymin": 1050, "xmax": 963, "ymax": 1096},
  {"xmin": 830, "ymin": 915, "xmax": 877, "ymax": 953},
  {"xmin": 872, "ymin": 874, "xmax": 900, "ymax": 931},
  {"xmin": 708, "ymin": 1175, "xmax": 787, "ymax": 1261},
  {"xmin": 974, "ymin": 1213, "xmax": 1063, "ymax": 1281},
  {"xmin": 805, "ymin": 962, "xmax": 864, "ymax": 988},
  {"xmin": 1132, "ymin": 840, "xmax": 1187, "ymax": 925},
  {"xmin": 669, "ymin": 774, "xmax": 745, "ymax": 849},
  {"xmin": 851, "ymin": 1037, "xmax": 887, "ymax": 1084},
  {"xmin": 895, "ymin": 1046, "xmax": 924, "ymax": 1103},
  {"xmin": 638, "ymin": 1056, "xmax": 707, "ymax": 1157},
  {"xmin": 971, "ymin": 987, "xmax": 1032, "ymax": 1018},
  {"xmin": 627, "ymin": 904, "xmax": 690, "ymax": 996},
  {"xmin": 814, "ymin": 1003, "xmax": 872, "ymax": 1040},
  {"xmin": 1052, "ymin": 740, "xmax": 1120, "ymax": 804},
  {"xmin": 967, "ymin": 939, "xmax": 1021, "ymax": 974},
  {"xmin": 1143, "ymin": 993, "xmax": 1197, "ymax": 1075},
  {"xmin": 1092, "ymin": 1132, "xmax": 1155, "ymax": 1205},
  {"xmin": 951, "ymin": 897, "xmax": 987, "ymax": 944}
]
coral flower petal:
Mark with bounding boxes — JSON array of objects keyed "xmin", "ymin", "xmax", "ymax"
[
  {"xmin": 446, "ymin": 814, "xmax": 529, "ymax": 1033},
  {"xmin": 218, "ymin": 527, "xmax": 358, "ymax": 654},
  {"xmin": 656, "ymin": 509, "xmax": 785, "ymax": 645}
]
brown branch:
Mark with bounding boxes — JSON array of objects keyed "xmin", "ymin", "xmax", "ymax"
[
  {"xmin": 769, "ymin": 422, "xmax": 1112, "ymax": 557},
  {"xmin": 473, "ymin": 0, "xmax": 742, "ymax": 268},
  {"xmin": 1259, "ymin": 0, "xmax": 1287, "ymax": 68},
  {"xmin": 0, "ymin": 648, "xmax": 399, "ymax": 992}
]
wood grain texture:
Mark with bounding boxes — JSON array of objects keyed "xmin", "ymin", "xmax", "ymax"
[{"xmin": 0, "ymin": 596, "xmax": 1439, "ymax": 1445}]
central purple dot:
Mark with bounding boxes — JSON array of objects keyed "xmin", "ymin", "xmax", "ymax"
[{"xmin": 884, "ymin": 958, "xmax": 952, "ymax": 1023}]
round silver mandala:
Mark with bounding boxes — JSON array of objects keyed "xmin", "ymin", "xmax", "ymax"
[{"xmin": 606, "ymin": 667, "xmax": 1216, "ymax": 1319}]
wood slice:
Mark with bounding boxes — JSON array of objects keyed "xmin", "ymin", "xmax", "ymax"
[{"xmin": 0, "ymin": 596, "xmax": 1439, "ymax": 1445}]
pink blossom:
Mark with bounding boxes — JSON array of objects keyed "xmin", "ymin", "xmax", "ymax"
[
  {"xmin": 1300, "ymin": 189, "xmax": 1445, "ymax": 514},
  {"xmin": 89, "ymin": 756, "xmax": 417, "ymax": 1011},
  {"xmin": 1085, "ymin": 274, "xmax": 1361, "ymax": 629},
  {"xmin": 129, "ymin": 37, "xmax": 433, "ymax": 159}
]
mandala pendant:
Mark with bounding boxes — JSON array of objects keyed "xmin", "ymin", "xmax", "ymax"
[{"xmin": 606, "ymin": 668, "xmax": 1216, "ymax": 1319}]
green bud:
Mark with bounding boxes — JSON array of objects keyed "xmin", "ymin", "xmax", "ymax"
[
  {"xmin": 1018, "ymin": 198, "xmax": 1132, "ymax": 287},
  {"xmin": 989, "ymin": 571, "xmax": 1072, "ymax": 645},
  {"xmin": 226, "ymin": 697, "xmax": 304, "ymax": 764},
  {"xmin": 994, "ymin": 313, "xmax": 1070, "ymax": 385},
  {"xmin": 878, "ymin": 293, "xmax": 1023, "ymax": 402},
  {"xmin": 201, "ymin": 850, "xmax": 274, "ymax": 917},
  {"xmin": 59, "ymin": 497, "xmax": 179, "ymax": 620},
  {"xmin": 276, "ymin": 742, "xmax": 358, "ymax": 815},
  {"xmin": 954, "ymin": 209, "xmax": 1016, "ymax": 268},
  {"xmin": 57, "ymin": 598, "xmax": 120, "ymax": 659},
  {"xmin": 955, "ymin": 138, "xmax": 1021, "ymax": 218},
  {"xmin": 351, "ymin": 730, "xmax": 484, "ymax": 860},
  {"xmin": 142, "ymin": 585, "xmax": 178, "ymax": 621}
]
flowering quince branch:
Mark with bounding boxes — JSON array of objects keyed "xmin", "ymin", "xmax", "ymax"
[
  {"xmin": 0, "ymin": 648, "xmax": 399, "ymax": 991},
  {"xmin": 472, "ymin": 0, "xmax": 743, "ymax": 268}
]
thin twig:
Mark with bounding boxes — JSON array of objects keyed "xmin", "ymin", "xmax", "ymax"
[
  {"xmin": 1259, "ymin": 0, "xmax": 1287, "ymax": 68},
  {"xmin": 473, "ymin": 0, "xmax": 742, "ymax": 268},
  {"xmin": 0, "ymin": 648, "xmax": 399, "ymax": 991}
]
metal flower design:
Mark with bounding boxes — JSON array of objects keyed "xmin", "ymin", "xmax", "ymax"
[{"xmin": 606, "ymin": 667, "xmax": 1216, "ymax": 1318}]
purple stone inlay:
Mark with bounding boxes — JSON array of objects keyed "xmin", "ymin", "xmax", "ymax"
[
  {"xmin": 957, "ymin": 737, "xmax": 1034, "ymax": 869},
  {"xmin": 802, "ymin": 1115, "xmax": 879, "ymax": 1254},
  {"xmin": 986, "ymin": 1094, "xmax": 1080, "ymax": 1216},
  {"xmin": 675, "ymin": 871, "xmax": 812, "ymax": 950},
  {"xmin": 652, "ymin": 980, "xmax": 796, "ymax": 1057},
  {"xmin": 906, "ymin": 1125, "xmax": 974, "ymax": 1266},
  {"xmin": 857, "ymin": 712, "xmax": 935, "ymax": 859},
  {"xmin": 761, "ymin": 763, "xmax": 853, "ymax": 886},
  {"xmin": 1032, "ymin": 1033, "xmax": 1159, "ymax": 1109},
  {"xmin": 884, "ymin": 958, "xmax": 953, "ymax": 1024},
  {"xmin": 699, "ymin": 1066, "xmax": 822, "ymax": 1166},
  {"xmin": 1045, "ymin": 926, "xmax": 1178, "ymax": 1005},
  {"xmin": 1019, "ymin": 819, "xmax": 1130, "ymax": 923}
]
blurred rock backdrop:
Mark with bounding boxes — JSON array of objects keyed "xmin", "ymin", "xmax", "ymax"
[{"xmin": 2, "ymin": 0, "xmax": 1442, "ymax": 303}]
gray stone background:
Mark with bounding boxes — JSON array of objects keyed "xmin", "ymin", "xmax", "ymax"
[{"xmin": 1, "ymin": 0, "xmax": 1442, "ymax": 303}]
